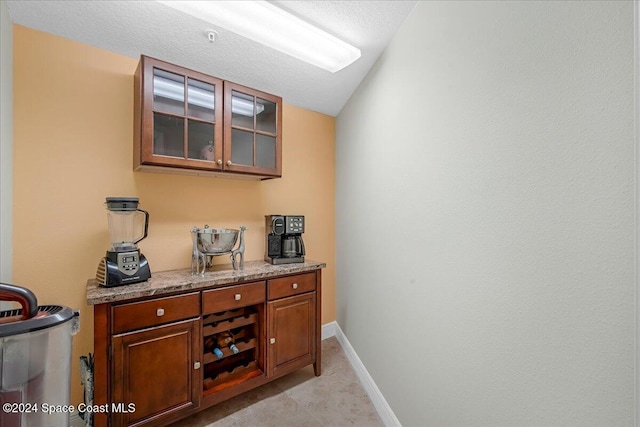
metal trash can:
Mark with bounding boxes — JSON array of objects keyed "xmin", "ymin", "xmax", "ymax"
[{"xmin": 0, "ymin": 283, "xmax": 79, "ymax": 427}]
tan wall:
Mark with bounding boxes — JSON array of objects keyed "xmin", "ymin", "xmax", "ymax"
[{"xmin": 12, "ymin": 25, "xmax": 335, "ymax": 405}]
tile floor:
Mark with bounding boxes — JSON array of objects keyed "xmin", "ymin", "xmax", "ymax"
[{"xmin": 169, "ymin": 337, "xmax": 384, "ymax": 427}]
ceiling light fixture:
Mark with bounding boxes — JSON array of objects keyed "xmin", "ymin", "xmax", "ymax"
[{"xmin": 157, "ymin": 0, "xmax": 361, "ymax": 73}]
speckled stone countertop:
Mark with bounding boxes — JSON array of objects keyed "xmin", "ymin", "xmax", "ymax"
[{"xmin": 86, "ymin": 259, "xmax": 326, "ymax": 305}]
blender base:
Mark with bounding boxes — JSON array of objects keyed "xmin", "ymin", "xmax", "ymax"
[{"xmin": 96, "ymin": 253, "xmax": 151, "ymax": 287}]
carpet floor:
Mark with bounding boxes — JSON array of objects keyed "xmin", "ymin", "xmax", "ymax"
[{"xmin": 169, "ymin": 336, "xmax": 384, "ymax": 426}]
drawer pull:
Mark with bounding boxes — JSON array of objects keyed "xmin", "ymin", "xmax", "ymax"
[
  {"xmin": 270, "ymin": 338, "xmax": 276, "ymax": 344},
  {"xmin": 292, "ymin": 283, "xmax": 298, "ymax": 289},
  {"xmin": 235, "ymin": 294, "xmax": 241, "ymax": 301},
  {"xmin": 156, "ymin": 308, "xmax": 165, "ymax": 317},
  {"xmin": 194, "ymin": 362, "xmax": 201, "ymax": 370}
]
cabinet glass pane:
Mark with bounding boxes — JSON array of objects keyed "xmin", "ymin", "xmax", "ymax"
[
  {"xmin": 231, "ymin": 91, "xmax": 255, "ymax": 129},
  {"xmin": 231, "ymin": 129, "xmax": 254, "ymax": 166},
  {"xmin": 187, "ymin": 121, "xmax": 215, "ymax": 161},
  {"xmin": 153, "ymin": 69, "xmax": 184, "ymax": 116},
  {"xmin": 256, "ymin": 134, "xmax": 276, "ymax": 169},
  {"xmin": 153, "ymin": 113, "xmax": 184, "ymax": 158},
  {"xmin": 256, "ymin": 98, "xmax": 276, "ymax": 134},
  {"xmin": 188, "ymin": 79, "xmax": 215, "ymax": 122}
]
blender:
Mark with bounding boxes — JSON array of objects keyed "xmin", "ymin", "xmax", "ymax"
[{"xmin": 95, "ymin": 197, "xmax": 151, "ymax": 287}]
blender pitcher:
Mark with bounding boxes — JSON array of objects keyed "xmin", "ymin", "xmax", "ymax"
[{"xmin": 106, "ymin": 197, "xmax": 149, "ymax": 252}]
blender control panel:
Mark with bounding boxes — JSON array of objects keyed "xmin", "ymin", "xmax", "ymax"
[{"xmin": 117, "ymin": 252, "xmax": 140, "ymax": 275}]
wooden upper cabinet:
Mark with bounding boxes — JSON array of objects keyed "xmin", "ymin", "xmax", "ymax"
[
  {"xmin": 224, "ymin": 82, "xmax": 282, "ymax": 177},
  {"xmin": 134, "ymin": 56, "xmax": 282, "ymax": 179},
  {"xmin": 134, "ymin": 56, "xmax": 224, "ymax": 172}
]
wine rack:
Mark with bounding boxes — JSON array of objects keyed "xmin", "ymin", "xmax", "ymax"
[{"xmin": 202, "ymin": 306, "xmax": 262, "ymax": 395}]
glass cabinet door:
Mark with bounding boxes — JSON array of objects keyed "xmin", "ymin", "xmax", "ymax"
[
  {"xmin": 135, "ymin": 56, "xmax": 281, "ymax": 178},
  {"xmin": 224, "ymin": 82, "xmax": 281, "ymax": 177},
  {"xmin": 186, "ymin": 78, "xmax": 217, "ymax": 163},
  {"xmin": 152, "ymin": 69, "xmax": 185, "ymax": 158},
  {"xmin": 138, "ymin": 56, "xmax": 223, "ymax": 170}
]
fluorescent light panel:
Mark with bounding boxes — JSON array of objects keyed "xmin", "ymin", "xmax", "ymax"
[{"xmin": 157, "ymin": 1, "xmax": 361, "ymax": 73}]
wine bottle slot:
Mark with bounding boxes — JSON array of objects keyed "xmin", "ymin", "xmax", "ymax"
[
  {"xmin": 214, "ymin": 331, "xmax": 240, "ymax": 355},
  {"xmin": 203, "ymin": 377, "xmax": 215, "ymax": 390}
]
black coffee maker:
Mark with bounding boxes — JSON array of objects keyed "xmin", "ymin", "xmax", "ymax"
[{"xmin": 265, "ymin": 215, "xmax": 305, "ymax": 264}]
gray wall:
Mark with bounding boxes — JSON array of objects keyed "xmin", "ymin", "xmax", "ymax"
[
  {"xmin": 335, "ymin": 2, "xmax": 635, "ymax": 426},
  {"xmin": 0, "ymin": 0, "xmax": 13, "ymax": 286}
]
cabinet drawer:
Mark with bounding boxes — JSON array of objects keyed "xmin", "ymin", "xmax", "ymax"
[
  {"xmin": 202, "ymin": 281, "xmax": 266, "ymax": 314},
  {"xmin": 112, "ymin": 292, "xmax": 200, "ymax": 334},
  {"xmin": 268, "ymin": 272, "xmax": 316, "ymax": 300}
]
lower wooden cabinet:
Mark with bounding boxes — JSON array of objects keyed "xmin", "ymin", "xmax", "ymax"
[
  {"xmin": 268, "ymin": 292, "xmax": 316, "ymax": 378},
  {"xmin": 92, "ymin": 269, "xmax": 322, "ymax": 427},
  {"xmin": 111, "ymin": 319, "xmax": 201, "ymax": 427}
]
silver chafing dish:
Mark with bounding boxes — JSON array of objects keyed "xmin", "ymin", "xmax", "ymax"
[{"xmin": 191, "ymin": 225, "xmax": 246, "ymax": 275}]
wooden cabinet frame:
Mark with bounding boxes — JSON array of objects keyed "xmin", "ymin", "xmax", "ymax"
[
  {"xmin": 134, "ymin": 56, "xmax": 224, "ymax": 172},
  {"xmin": 92, "ymin": 269, "xmax": 321, "ymax": 427},
  {"xmin": 134, "ymin": 56, "xmax": 282, "ymax": 179},
  {"xmin": 223, "ymin": 82, "xmax": 282, "ymax": 177}
]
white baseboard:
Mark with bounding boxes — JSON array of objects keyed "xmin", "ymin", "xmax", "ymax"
[
  {"xmin": 69, "ymin": 413, "xmax": 83, "ymax": 427},
  {"xmin": 322, "ymin": 321, "xmax": 401, "ymax": 427},
  {"xmin": 70, "ymin": 323, "xmax": 395, "ymax": 427},
  {"xmin": 321, "ymin": 320, "xmax": 337, "ymax": 340}
]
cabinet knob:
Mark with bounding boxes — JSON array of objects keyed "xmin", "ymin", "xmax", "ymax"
[
  {"xmin": 235, "ymin": 294, "xmax": 241, "ymax": 301},
  {"xmin": 270, "ymin": 338, "xmax": 276, "ymax": 344},
  {"xmin": 217, "ymin": 159, "xmax": 222, "ymax": 165},
  {"xmin": 227, "ymin": 160, "xmax": 233, "ymax": 166},
  {"xmin": 156, "ymin": 308, "xmax": 165, "ymax": 317},
  {"xmin": 292, "ymin": 283, "xmax": 298, "ymax": 289},
  {"xmin": 194, "ymin": 362, "xmax": 201, "ymax": 370}
]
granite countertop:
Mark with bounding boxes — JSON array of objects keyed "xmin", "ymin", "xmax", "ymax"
[{"xmin": 86, "ymin": 259, "xmax": 326, "ymax": 305}]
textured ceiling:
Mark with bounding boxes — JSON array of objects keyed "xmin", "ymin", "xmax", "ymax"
[{"xmin": 5, "ymin": 0, "xmax": 417, "ymax": 116}]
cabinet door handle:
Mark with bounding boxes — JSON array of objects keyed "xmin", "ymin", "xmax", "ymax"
[
  {"xmin": 235, "ymin": 294, "xmax": 241, "ymax": 301},
  {"xmin": 227, "ymin": 160, "xmax": 233, "ymax": 166},
  {"xmin": 270, "ymin": 338, "xmax": 276, "ymax": 344},
  {"xmin": 194, "ymin": 362, "xmax": 201, "ymax": 370},
  {"xmin": 292, "ymin": 283, "xmax": 298, "ymax": 289},
  {"xmin": 216, "ymin": 159, "xmax": 222, "ymax": 165},
  {"xmin": 156, "ymin": 308, "xmax": 165, "ymax": 317}
]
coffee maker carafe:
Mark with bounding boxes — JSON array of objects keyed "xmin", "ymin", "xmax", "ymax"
[
  {"xmin": 96, "ymin": 197, "xmax": 151, "ymax": 287},
  {"xmin": 265, "ymin": 215, "xmax": 305, "ymax": 265}
]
